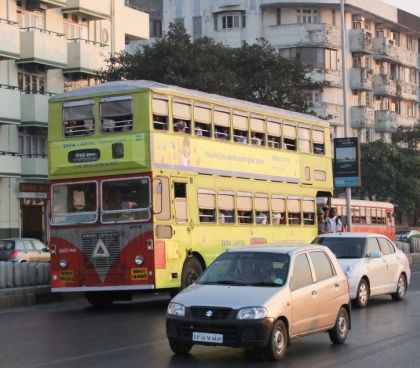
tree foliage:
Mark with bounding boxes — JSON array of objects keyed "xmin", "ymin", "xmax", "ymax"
[{"xmin": 97, "ymin": 23, "xmax": 323, "ymax": 113}]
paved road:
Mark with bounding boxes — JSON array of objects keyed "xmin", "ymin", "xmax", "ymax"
[{"xmin": 1, "ymin": 265, "xmax": 419, "ymax": 368}]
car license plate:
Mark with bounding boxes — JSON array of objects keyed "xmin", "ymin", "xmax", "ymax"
[{"xmin": 192, "ymin": 332, "xmax": 223, "ymax": 343}]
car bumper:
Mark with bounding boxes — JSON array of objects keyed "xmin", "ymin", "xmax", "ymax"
[
  {"xmin": 166, "ymin": 315, "xmax": 275, "ymax": 348},
  {"xmin": 347, "ymin": 276, "xmax": 359, "ymax": 299}
]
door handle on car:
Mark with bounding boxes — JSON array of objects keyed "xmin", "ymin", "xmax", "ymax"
[
  {"xmin": 334, "ymin": 282, "xmax": 340, "ymax": 288},
  {"xmin": 311, "ymin": 290, "xmax": 318, "ymax": 295}
]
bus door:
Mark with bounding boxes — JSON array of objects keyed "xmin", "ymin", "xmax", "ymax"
[{"xmin": 171, "ymin": 178, "xmax": 192, "ymax": 262}]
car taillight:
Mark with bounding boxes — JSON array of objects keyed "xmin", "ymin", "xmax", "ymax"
[{"xmin": 9, "ymin": 250, "xmax": 19, "ymax": 260}]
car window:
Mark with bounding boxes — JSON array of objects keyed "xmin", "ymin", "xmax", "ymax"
[
  {"xmin": 0, "ymin": 240, "xmax": 14, "ymax": 250},
  {"xmin": 32, "ymin": 239, "xmax": 45, "ymax": 251},
  {"xmin": 23, "ymin": 240, "xmax": 34, "ymax": 251},
  {"xmin": 15, "ymin": 240, "xmax": 24, "ymax": 250},
  {"xmin": 290, "ymin": 253, "xmax": 313, "ymax": 290},
  {"xmin": 366, "ymin": 238, "xmax": 381, "ymax": 256},
  {"xmin": 377, "ymin": 237, "xmax": 393, "ymax": 255},
  {"xmin": 308, "ymin": 251, "xmax": 336, "ymax": 281}
]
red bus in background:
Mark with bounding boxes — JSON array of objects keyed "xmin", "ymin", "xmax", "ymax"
[{"xmin": 319, "ymin": 198, "xmax": 395, "ymax": 240}]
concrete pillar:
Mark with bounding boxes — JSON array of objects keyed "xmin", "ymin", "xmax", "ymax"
[
  {"xmin": 6, "ymin": 262, "xmax": 13, "ymax": 288},
  {"xmin": 13, "ymin": 262, "xmax": 22, "ymax": 287},
  {"xmin": 28, "ymin": 263, "xmax": 37, "ymax": 286},
  {"xmin": 0, "ymin": 261, "xmax": 6, "ymax": 288},
  {"xmin": 21, "ymin": 262, "xmax": 29, "ymax": 286}
]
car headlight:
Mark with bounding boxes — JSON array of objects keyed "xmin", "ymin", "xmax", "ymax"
[
  {"xmin": 237, "ymin": 307, "xmax": 267, "ymax": 320},
  {"xmin": 342, "ymin": 266, "xmax": 353, "ymax": 277},
  {"xmin": 167, "ymin": 302, "xmax": 185, "ymax": 317}
]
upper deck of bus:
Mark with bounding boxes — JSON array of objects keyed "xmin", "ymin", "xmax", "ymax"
[{"xmin": 48, "ymin": 80, "xmax": 332, "ymax": 190}]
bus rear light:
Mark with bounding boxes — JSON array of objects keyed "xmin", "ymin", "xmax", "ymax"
[{"xmin": 147, "ymin": 239, "xmax": 154, "ymax": 250}]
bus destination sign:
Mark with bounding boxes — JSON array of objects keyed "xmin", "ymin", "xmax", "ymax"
[{"xmin": 68, "ymin": 149, "xmax": 100, "ymax": 163}]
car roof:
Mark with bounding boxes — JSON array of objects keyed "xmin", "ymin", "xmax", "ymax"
[
  {"xmin": 316, "ymin": 232, "xmax": 388, "ymax": 239},
  {"xmin": 226, "ymin": 244, "xmax": 329, "ymax": 256}
]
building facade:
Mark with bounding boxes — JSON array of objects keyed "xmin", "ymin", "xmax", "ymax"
[
  {"xmin": 0, "ymin": 0, "xmax": 148, "ymax": 240},
  {"xmin": 133, "ymin": 0, "xmax": 419, "ymax": 143}
]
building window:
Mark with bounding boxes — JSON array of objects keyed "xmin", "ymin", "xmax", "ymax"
[
  {"xmin": 63, "ymin": 14, "xmax": 88, "ymax": 39},
  {"xmin": 18, "ymin": 71, "xmax": 45, "ymax": 94},
  {"xmin": 150, "ymin": 20, "xmax": 162, "ymax": 38},
  {"xmin": 193, "ymin": 0, "xmax": 200, "ymax": 16},
  {"xmin": 297, "ymin": 8, "xmax": 318, "ymax": 24},
  {"xmin": 175, "ymin": 0, "xmax": 183, "ymax": 18},
  {"xmin": 305, "ymin": 91, "xmax": 320, "ymax": 107},
  {"xmin": 217, "ymin": 13, "xmax": 244, "ymax": 30},
  {"xmin": 193, "ymin": 16, "xmax": 202, "ymax": 40},
  {"xmin": 325, "ymin": 49, "xmax": 338, "ymax": 71},
  {"xmin": 276, "ymin": 8, "xmax": 281, "ymax": 25}
]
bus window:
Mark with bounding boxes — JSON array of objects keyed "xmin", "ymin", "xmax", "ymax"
[
  {"xmin": 153, "ymin": 176, "xmax": 171, "ymax": 221},
  {"xmin": 174, "ymin": 182, "xmax": 188, "ymax": 223},
  {"xmin": 237, "ymin": 192, "xmax": 253, "ymax": 224},
  {"xmin": 287, "ymin": 196, "xmax": 301, "ymax": 225},
  {"xmin": 218, "ymin": 190, "xmax": 235, "ymax": 224},
  {"xmin": 63, "ymin": 100, "xmax": 94, "ymax": 137},
  {"xmin": 267, "ymin": 119, "xmax": 281, "ymax": 148},
  {"xmin": 298, "ymin": 126, "xmax": 311, "ymax": 153},
  {"xmin": 152, "ymin": 95, "xmax": 169, "ymax": 131},
  {"xmin": 194, "ymin": 103, "xmax": 212, "ymax": 137},
  {"xmin": 255, "ymin": 193, "xmax": 269, "ymax": 225},
  {"xmin": 313, "ymin": 129, "xmax": 325, "ymax": 154},
  {"xmin": 250, "ymin": 116, "xmax": 265, "ymax": 146},
  {"xmin": 283, "ymin": 123, "xmax": 297, "ymax": 151},
  {"xmin": 100, "ymin": 96, "xmax": 133, "ymax": 132},
  {"xmin": 51, "ymin": 182, "xmax": 97, "ymax": 225},
  {"xmin": 214, "ymin": 107, "xmax": 231, "ymax": 140},
  {"xmin": 173, "ymin": 99, "xmax": 191, "ymax": 134},
  {"xmin": 303, "ymin": 197, "xmax": 315, "ymax": 225},
  {"xmin": 272, "ymin": 194, "xmax": 286, "ymax": 225},
  {"xmin": 102, "ymin": 178, "xmax": 150, "ymax": 223},
  {"xmin": 233, "ymin": 111, "xmax": 248, "ymax": 144},
  {"xmin": 198, "ymin": 189, "xmax": 216, "ymax": 223}
]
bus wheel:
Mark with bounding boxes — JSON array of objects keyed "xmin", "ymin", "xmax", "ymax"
[
  {"xmin": 181, "ymin": 256, "xmax": 203, "ymax": 290},
  {"xmin": 85, "ymin": 291, "xmax": 114, "ymax": 307}
]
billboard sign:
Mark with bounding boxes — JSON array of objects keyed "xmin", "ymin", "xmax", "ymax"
[{"xmin": 334, "ymin": 137, "xmax": 360, "ymax": 188}]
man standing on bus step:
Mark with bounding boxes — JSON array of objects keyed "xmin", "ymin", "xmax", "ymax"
[{"xmin": 326, "ymin": 207, "xmax": 342, "ymax": 233}]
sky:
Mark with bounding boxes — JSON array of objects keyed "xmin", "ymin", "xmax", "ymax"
[{"xmin": 382, "ymin": 0, "xmax": 420, "ymax": 17}]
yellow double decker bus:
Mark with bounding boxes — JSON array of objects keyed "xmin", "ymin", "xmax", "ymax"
[{"xmin": 48, "ymin": 80, "xmax": 333, "ymax": 305}]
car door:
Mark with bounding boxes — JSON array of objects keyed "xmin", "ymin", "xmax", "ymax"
[
  {"xmin": 308, "ymin": 250, "xmax": 344, "ymax": 329},
  {"xmin": 289, "ymin": 252, "xmax": 319, "ymax": 336},
  {"xmin": 365, "ymin": 237, "xmax": 388, "ymax": 295},
  {"xmin": 378, "ymin": 237, "xmax": 400, "ymax": 291},
  {"xmin": 31, "ymin": 239, "xmax": 50, "ymax": 263},
  {"xmin": 22, "ymin": 239, "xmax": 37, "ymax": 262}
]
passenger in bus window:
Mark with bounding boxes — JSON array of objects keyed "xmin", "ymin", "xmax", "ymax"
[
  {"xmin": 216, "ymin": 127, "xmax": 229, "ymax": 140},
  {"xmin": 174, "ymin": 120, "xmax": 187, "ymax": 133},
  {"xmin": 256, "ymin": 211, "xmax": 268, "ymax": 224},
  {"xmin": 272, "ymin": 212, "xmax": 281, "ymax": 225},
  {"xmin": 317, "ymin": 210, "xmax": 327, "ymax": 234},
  {"xmin": 251, "ymin": 133, "xmax": 262, "ymax": 146},
  {"xmin": 234, "ymin": 130, "xmax": 247, "ymax": 143}
]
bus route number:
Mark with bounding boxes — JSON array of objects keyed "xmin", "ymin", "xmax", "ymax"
[{"xmin": 131, "ymin": 268, "xmax": 148, "ymax": 281}]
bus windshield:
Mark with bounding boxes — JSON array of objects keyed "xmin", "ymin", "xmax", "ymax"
[
  {"xmin": 102, "ymin": 177, "xmax": 151, "ymax": 223},
  {"xmin": 51, "ymin": 182, "xmax": 97, "ymax": 225}
]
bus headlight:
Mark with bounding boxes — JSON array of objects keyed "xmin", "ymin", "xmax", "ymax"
[
  {"xmin": 59, "ymin": 259, "xmax": 68, "ymax": 269},
  {"xmin": 135, "ymin": 255, "xmax": 144, "ymax": 265}
]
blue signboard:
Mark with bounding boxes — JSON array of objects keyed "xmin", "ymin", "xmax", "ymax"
[{"xmin": 334, "ymin": 137, "xmax": 361, "ymax": 188}]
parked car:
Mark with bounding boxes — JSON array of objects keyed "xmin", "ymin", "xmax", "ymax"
[
  {"xmin": 313, "ymin": 232, "xmax": 411, "ymax": 308},
  {"xmin": 396, "ymin": 229, "xmax": 420, "ymax": 242},
  {"xmin": 166, "ymin": 245, "xmax": 351, "ymax": 361},
  {"xmin": 0, "ymin": 238, "xmax": 50, "ymax": 263}
]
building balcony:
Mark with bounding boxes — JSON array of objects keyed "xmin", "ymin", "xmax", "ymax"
[
  {"xmin": 312, "ymin": 102, "xmax": 343, "ymax": 124},
  {"xmin": 350, "ymin": 68, "xmax": 373, "ymax": 90},
  {"xmin": 309, "ymin": 69, "xmax": 341, "ymax": 88},
  {"xmin": 0, "ymin": 19, "xmax": 20, "ymax": 60},
  {"xmin": 119, "ymin": 2, "xmax": 149, "ymax": 42},
  {"xmin": 64, "ymin": 39, "xmax": 107, "ymax": 76},
  {"xmin": 396, "ymin": 115, "xmax": 417, "ymax": 128},
  {"xmin": 21, "ymin": 155, "xmax": 48, "ymax": 178},
  {"xmin": 396, "ymin": 80, "xmax": 417, "ymax": 101},
  {"xmin": 20, "ymin": 94, "xmax": 49, "ymax": 127},
  {"xmin": 38, "ymin": 0, "xmax": 66, "ymax": 8},
  {"xmin": 263, "ymin": 23, "xmax": 340, "ymax": 49},
  {"xmin": 0, "ymin": 152, "xmax": 21, "ymax": 178},
  {"xmin": 348, "ymin": 29, "xmax": 373, "ymax": 54},
  {"xmin": 373, "ymin": 37, "xmax": 417, "ymax": 67},
  {"xmin": 62, "ymin": 0, "xmax": 110, "ymax": 20},
  {"xmin": 375, "ymin": 110, "xmax": 397, "ymax": 133},
  {"xmin": 373, "ymin": 75, "xmax": 397, "ymax": 96},
  {"xmin": 0, "ymin": 86, "xmax": 21, "ymax": 125},
  {"xmin": 17, "ymin": 28, "xmax": 67, "ymax": 68},
  {"xmin": 350, "ymin": 106, "xmax": 374, "ymax": 129}
]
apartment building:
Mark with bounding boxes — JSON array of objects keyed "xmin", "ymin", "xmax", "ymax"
[
  {"xmin": 0, "ymin": 0, "xmax": 148, "ymax": 240},
  {"xmin": 133, "ymin": 0, "xmax": 419, "ymax": 143}
]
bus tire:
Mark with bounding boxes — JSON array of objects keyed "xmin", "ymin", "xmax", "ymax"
[
  {"xmin": 181, "ymin": 256, "xmax": 203, "ymax": 290},
  {"xmin": 85, "ymin": 291, "xmax": 114, "ymax": 307}
]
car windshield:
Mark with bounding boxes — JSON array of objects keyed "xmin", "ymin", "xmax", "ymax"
[
  {"xmin": 198, "ymin": 251, "xmax": 290, "ymax": 287},
  {"xmin": 313, "ymin": 237, "xmax": 365, "ymax": 258}
]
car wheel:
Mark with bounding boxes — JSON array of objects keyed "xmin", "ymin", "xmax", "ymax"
[
  {"xmin": 354, "ymin": 279, "xmax": 369, "ymax": 308},
  {"xmin": 265, "ymin": 319, "xmax": 288, "ymax": 361},
  {"xmin": 391, "ymin": 274, "xmax": 407, "ymax": 301},
  {"xmin": 329, "ymin": 307, "xmax": 349, "ymax": 344},
  {"xmin": 181, "ymin": 256, "xmax": 203, "ymax": 290},
  {"xmin": 168, "ymin": 339, "xmax": 192, "ymax": 355},
  {"xmin": 85, "ymin": 291, "xmax": 114, "ymax": 307}
]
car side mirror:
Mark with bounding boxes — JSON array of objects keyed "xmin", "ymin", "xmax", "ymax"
[
  {"xmin": 42, "ymin": 247, "xmax": 50, "ymax": 252},
  {"xmin": 369, "ymin": 250, "xmax": 382, "ymax": 258}
]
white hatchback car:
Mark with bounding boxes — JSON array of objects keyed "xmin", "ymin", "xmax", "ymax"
[
  {"xmin": 313, "ymin": 232, "xmax": 411, "ymax": 308},
  {"xmin": 166, "ymin": 245, "xmax": 351, "ymax": 361}
]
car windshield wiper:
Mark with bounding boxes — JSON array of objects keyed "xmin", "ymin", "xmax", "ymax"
[
  {"xmin": 249, "ymin": 282, "xmax": 279, "ymax": 287},
  {"xmin": 210, "ymin": 280, "xmax": 247, "ymax": 286}
]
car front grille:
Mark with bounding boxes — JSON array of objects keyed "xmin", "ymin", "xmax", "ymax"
[{"xmin": 189, "ymin": 307, "xmax": 233, "ymax": 320}]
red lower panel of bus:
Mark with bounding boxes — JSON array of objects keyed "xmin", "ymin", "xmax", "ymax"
[
  {"xmin": 50, "ymin": 230, "xmax": 156, "ymax": 289},
  {"xmin": 351, "ymin": 225, "xmax": 395, "ymax": 241}
]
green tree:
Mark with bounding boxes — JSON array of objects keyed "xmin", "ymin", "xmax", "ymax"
[{"xmin": 97, "ymin": 23, "xmax": 323, "ymax": 113}]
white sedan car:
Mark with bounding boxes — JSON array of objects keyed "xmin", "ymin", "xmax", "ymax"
[
  {"xmin": 166, "ymin": 245, "xmax": 351, "ymax": 360},
  {"xmin": 313, "ymin": 232, "xmax": 411, "ymax": 308}
]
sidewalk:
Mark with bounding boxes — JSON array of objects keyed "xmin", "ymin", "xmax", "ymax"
[{"xmin": 1, "ymin": 254, "xmax": 419, "ymax": 309}]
